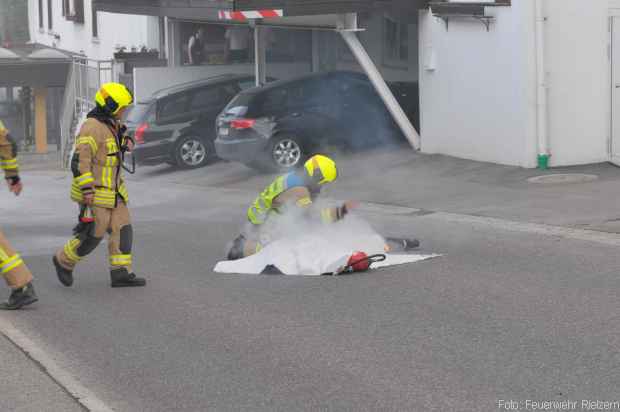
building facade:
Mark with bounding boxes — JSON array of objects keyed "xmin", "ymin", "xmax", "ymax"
[
  {"xmin": 89, "ymin": 0, "xmax": 620, "ymax": 168},
  {"xmin": 27, "ymin": 0, "xmax": 160, "ymax": 61},
  {"xmin": 421, "ymin": 0, "xmax": 620, "ymax": 168}
]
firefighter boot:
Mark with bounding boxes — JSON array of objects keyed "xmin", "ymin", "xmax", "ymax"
[
  {"xmin": 110, "ymin": 268, "xmax": 146, "ymax": 288},
  {"xmin": 0, "ymin": 282, "xmax": 38, "ymax": 310},
  {"xmin": 53, "ymin": 255, "xmax": 74, "ymax": 287}
]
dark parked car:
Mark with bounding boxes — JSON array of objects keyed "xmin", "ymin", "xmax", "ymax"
[
  {"xmin": 128, "ymin": 74, "xmax": 264, "ymax": 168},
  {"xmin": 214, "ymin": 71, "xmax": 419, "ymax": 172}
]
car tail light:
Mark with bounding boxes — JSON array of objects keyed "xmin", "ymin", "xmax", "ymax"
[
  {"xmin": 135, "ymin": 123, "xmax": 148, "ymax": 144},
  {"xmin": 230, "ymin": 119, "xmax": 256, "ymax": 130}
]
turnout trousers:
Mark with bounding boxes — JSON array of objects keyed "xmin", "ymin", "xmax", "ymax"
[
  {"xmin": 0, "ymin": 229, "xmax": 33, "ymax": 289},
  {"xmin": 56, "ymin": 200, "xmax": 133, "ymax": 272}
]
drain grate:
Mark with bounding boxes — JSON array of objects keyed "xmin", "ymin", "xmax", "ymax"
[{"xmin": 527, "ymin": 174, "xmax": 598, "ymax": 184}]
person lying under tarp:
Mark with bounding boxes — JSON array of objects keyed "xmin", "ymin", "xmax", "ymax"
[{"xmin": 227, "ymin": 154, "xmax": 357, "ymax": 260}]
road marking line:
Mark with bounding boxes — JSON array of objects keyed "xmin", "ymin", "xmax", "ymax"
[
  {"xmin": 426, "ymin": 212, "xmax": 620, "ymax": 247},
  {"xmin": 0, "ymin": 316, "xmax": 115, "ymax": 412}
]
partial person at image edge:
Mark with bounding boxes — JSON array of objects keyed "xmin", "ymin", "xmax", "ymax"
[{"xmin": 0, "ymin": 120, "xmax": 38, "ymax": 310}]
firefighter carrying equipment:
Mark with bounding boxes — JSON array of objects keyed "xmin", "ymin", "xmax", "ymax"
[{"xmin": 55, "ymin": 84, "xmax": 145, "ymax": 288}]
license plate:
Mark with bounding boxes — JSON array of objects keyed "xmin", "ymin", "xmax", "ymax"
[{"xmin": 219, "ymin": 127, "xmax": 229, "ymax": 136}]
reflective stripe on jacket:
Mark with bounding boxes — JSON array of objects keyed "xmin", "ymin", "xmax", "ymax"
[
  {"xmin": 0, "ymin": 120, "xmax": 19, "ymax": 179},
  {"xmin": 247, "ymin": 172, "xmax": 340, "ymax": 226},
  {"xmin": 247, "ymin": 175, "xmax": 287, "ymax": 225}
]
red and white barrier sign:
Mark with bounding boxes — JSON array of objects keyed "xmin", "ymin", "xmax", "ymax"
[{"xmin": 218, "ymin": 9, "xmax": 284, "ymax": 21}]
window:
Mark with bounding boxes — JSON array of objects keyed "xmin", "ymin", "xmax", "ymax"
[
  {"xmin": 337, "ymin": 14, "xmax": 367, "ymax": 63},
  {"xmin": 288, "ymin": 80, "xmax": 324, "ymax": 107},
  {"xmin": 38, "ymin": 0, "xmax": 44, "ymax": 29},
  {"xmin": 188, "ymin": 88, "xmax": 220, "ymax": 111},
  {"xmin": 47, "ymin": 0, "xmax": 53, "ymax": 30},
  {"xmin": 220, "ymin": 84, "xmax": 239, "ymax": 103},
  {"xmin": 238, "ymin": 80, "xmax": 256, "ymax": 91},
  {"xmin": 257, "ymin": 88, "xmax": 287, "ymax": 116},
  {"xmin": 63, "ymin": 0, "xmax": 84, "ymax": 23},
  {"xmin": 91, "ymin": 6, "xmax": 98, "ymax": 38},
  {"xmin": 157, "ymin": 94, "xmax": 189, "ymax": 122},
  {"xmin": 383, "ymin": 16, "xmax": 409, "ymax": 66}
]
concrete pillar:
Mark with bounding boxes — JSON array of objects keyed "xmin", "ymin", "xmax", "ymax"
[
  {"xmin": 166, "ymin": 18, "xmax": 181, "ymax": 67},
  {"xmin": 312, "ymin": 30, "xmax": 320, "ymax": 72},
  {"xmin": 33, "ymin": 87, "xmax": 48, "ymax": 154},
  {"xmin": 254, "ymin": 25, "xmax": 267, "ymax": 86}
]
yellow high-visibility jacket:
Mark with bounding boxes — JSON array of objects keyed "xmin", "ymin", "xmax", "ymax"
[
  {"xmin": 247, "ymin": 172, "xmax": 344, "ymax": 226},
  {"xmin": 0, "ymin": 120, "xmax": 19, "ymax": 180},
  {"xmin": 70, "ymin": 118, "xmax": 128, "ymax": 208}
]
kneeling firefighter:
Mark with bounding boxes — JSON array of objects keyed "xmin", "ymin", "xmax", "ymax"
[
  {"xmin": 0, "ymin": 121, "xmax": 38, "ymax": 309},
  {"xmin": 227, "ymin": 154, "xmax": 357, "ymax": 260},
  {"xmin": 53, "ymin": 83, "xmax": 146, "ymax": 288}
]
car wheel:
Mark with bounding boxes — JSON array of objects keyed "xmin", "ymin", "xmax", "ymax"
[
  {"xmin": 174, "ymin": 136, "xmax": 213, "ymax": 169},
  {"xmin": 268, "ymin": 134, "xmax": 305, "ymax": 171}
]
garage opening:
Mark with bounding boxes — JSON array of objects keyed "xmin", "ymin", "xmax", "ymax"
[{"xmin": 157, "ymin": 4, "xmax": 423, "ymax": 150}]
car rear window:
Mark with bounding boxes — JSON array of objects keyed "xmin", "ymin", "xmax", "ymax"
[
  {"xmin": 223, "ymin": 92, "xmax": 257, "ymax": 117},
  {"xmin": 189, "ymin": 87, "xmax": 221, "ymax": 111},
  {"xmin": 157, "ymin": 93, "xmax": 189, "ymax": 122},
  {"xmin": 125, "ymin": 102, "xmax": 152, "ymax": 124}
]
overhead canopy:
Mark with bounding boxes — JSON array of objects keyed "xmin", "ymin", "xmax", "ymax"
[
  {"xmin": 94, "ymin": 0, "xmax": 232, "ymax": 19},
  {"xmin": 0, "ymin": 45, "xmax": 71, "ymax": 87},
  {"xmin": 94, "ymin": 0, "xmax": 374, "ymax": 20},
  {"xmin": 232, "ymin": 0, "xmax": 374, "ymax": 15}
]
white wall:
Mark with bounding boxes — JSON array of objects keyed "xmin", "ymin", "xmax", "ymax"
[
  {"xmin": 543, "ymin": 0, "xmax": 610, "ymax": 166},
  {"xmin": 28, "ymin": 0, "xmax": 159, "ymax": 61},
  {"xmin": 419, "ymin": 3, "xmax": 537, "ymax": 167},
  {"xmin": 133, "ymin": 63, "xmax": 312, "ymax": 102}
]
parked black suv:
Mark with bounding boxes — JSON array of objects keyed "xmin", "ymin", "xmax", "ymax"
[
  {"xmin": 214, "ymin": 71, "xmax": 419, "ymax": 172},
  {"xmin": 128, "ymin": 74, "xmax": 263, "ymax": 168}
]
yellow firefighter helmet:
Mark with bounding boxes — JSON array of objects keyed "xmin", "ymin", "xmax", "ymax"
[
  {"xmin": 304, "ymin": 154, "xmax": 337, "ymax": 185},
  {"xmin": 95, "ymin": 82, "xmax": 133, "ymax": 115}
]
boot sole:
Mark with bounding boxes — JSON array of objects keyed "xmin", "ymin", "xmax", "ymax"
[
  {"xmin": 53, "ymin": 256, "xmax": 74, "ymax": 287},
  {"xmin": 0, "ymin": 297, "xmax": 38, "ymax": 310},
  {"xmin": 111, "ymin": 281, "xmax": 147, "ymax": 288}
]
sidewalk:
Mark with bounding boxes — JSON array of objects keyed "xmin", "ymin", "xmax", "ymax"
[
  {"xmin": 18, "ymin": 150, "xmax": 62, "ymax": 172},
  {"xmin": 0, "ymin": 333, "xmax": 83, "ymax": 412},
  {"xmin": 334, "ymin": 149, "xmax": 620, "ymax": 233},
  {"xmin": 137, "ymin": 146, "xmax": 620, "ymax": 233}
]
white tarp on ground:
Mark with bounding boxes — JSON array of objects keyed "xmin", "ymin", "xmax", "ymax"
[{"xmin": 214, "ymin": 223, "xmax": 441, "ymax": 276}]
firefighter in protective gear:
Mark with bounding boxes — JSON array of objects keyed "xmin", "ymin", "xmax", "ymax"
[
  {"xmin": 53, "ymin": 83, "xmax": 146, "ymax": 288},
  {"xmin": 0, "ymin": 121, "xmax": 38, "ymax": 310},
  {"xmin": 227, "ymin": 154, "xmax": 357, "ymax": 260}
]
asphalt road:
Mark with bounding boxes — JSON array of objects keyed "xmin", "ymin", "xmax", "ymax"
[{"xmin": 1, "ymin": 161, "xmax": 620, "ymax": 411}]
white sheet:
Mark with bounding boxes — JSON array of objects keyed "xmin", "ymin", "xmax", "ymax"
[{"xmin": 214, "ymin": 231, "xmax": 441, "ymax": 276}]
